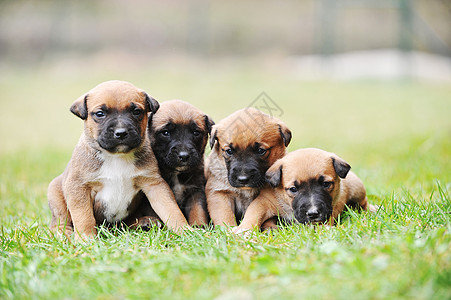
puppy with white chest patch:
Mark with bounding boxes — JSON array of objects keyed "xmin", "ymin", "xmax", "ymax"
[
  {"xmin": 47, "ymin": 80, "xmax": 189, "ymax": 241},
  {"xmin": 235, "ymin": 148, "xmax": 377, "ymax": 233},
  {"xmin": 149, "ymin": 100, "xmax": 214, "ymax": 226}
]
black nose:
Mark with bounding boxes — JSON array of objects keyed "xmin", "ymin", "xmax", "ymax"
[
  {"xmin": 306, "ymin": 207, "xmax": 320, "ymax": 219},
  {"xmin": 114, "ymin": 128, "xmax": 128, "ymax": 140},
  {"xmin": 237, "ymin": 175, "xmax": 250, "ymax": 184},
  {"xmin": 178, "ymin": 151, "xmax": 189, "ymax": 162}
]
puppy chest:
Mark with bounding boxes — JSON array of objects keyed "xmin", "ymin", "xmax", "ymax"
[{"xmin": 95, "ymin": 156, "xmax": 141, "ymax": 222}]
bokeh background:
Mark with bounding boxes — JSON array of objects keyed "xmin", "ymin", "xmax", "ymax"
[{"xmin": 0, "ymin": 0, "xmax": 450, "ymax": 193}]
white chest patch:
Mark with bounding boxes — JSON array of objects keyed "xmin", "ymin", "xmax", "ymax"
[{"xmin": 95, "ymin": 154, "xmax": 139, "ymax": 222}]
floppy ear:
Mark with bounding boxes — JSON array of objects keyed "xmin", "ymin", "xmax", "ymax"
[
  {"xmin": 144, "ymin": 93, "xmax": 160, "ymax": 114},
  {"xmin": 278, "ymin": 123, "xmax": 292, "ymax": 147},
  {"xmin": 204, "ymin": 115, "xmax": 215, "ymax": 134},
  {"xmin": 266, "ymin": 161, "xmax": 283, "ymax": 187},
  {"xmin": 332, "ymin": 156, "xmax": 351, "ymax": 179},
  {"xmin": 70, "ymin": 94, "xmax": 88, "ymax": 120},
  {"xmin": 209, "ymin": 126, "xmax": 218, "ymax": 150}
]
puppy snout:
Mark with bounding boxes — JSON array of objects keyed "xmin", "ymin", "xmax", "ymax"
[
  {"xmin": 237, "ymin": 175, "xmax": 250, "ymax": 185},
  {"xmin": 114, "ymin": 128, "xmax": 129, "ymax": 140},
  {"xmin": 306, "ymin": 207, "xmax": 320, "ymax": 220},
  {"xmin": 178, "ymin": 151, "xmax": 190, "ymax": 162}
]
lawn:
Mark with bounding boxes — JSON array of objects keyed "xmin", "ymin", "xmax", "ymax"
[{"xmin": 0, "ymin": 62, "xmax": 450, "ymax": 299}]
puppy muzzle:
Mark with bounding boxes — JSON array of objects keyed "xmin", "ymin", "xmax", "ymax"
[
  {"xmin": 228, "ymin": 167, "xmax": 264, "ymax": 188},
  {"xmin": 98, "ymin": 124, "xmax": 142, "ymax": 153},
  {"xmin": 293, "ymin": 197, "xmax": 332, "ymax": 224}
]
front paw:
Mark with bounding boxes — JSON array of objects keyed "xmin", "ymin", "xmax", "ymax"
[
  {"xmin": 232, "ymin": 226, "xmax": 251, "ymax": 235},
  {"xmin": 130, "ymin": 216, "xmax": 163, "ymax": 231}
]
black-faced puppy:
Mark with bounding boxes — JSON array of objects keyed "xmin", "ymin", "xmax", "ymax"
[
  {"xmin": 47, "ymin": 80, "xmax": 189, "ymax": 241},
  {"xmin": 149, "ymin": 100, "xmax": 214, "ymax": 226},
  {"xmin": 205, "ymin": 107, "xmax": 291, "ymax": 227},
  {"xmin": 235, "ymin": 148, "xmax": 377, "ymax": 233}
]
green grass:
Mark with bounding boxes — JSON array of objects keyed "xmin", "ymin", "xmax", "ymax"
[{"xmin": 0, "ymin": 63, "xmax": 450, "ymax": 299}]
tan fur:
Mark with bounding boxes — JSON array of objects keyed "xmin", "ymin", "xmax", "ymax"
[
  {"xmin": 206, "ymin": 107, "xmax": 291, "ymax": 227},
  {"xmin": 236, "ymin": 148, "xmax": 376, "ymax": 232},
  {"xmin": 47, "ymin": 80, "xmax": 188, "ymax": 241}
]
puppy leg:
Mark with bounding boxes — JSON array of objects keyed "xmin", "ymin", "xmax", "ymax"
[
  {"xmin": 48, "ymin": 175, "xmax": 73, "ymax": 236},
  {"xmin": 261, "ymin": 217, "xmax": 279, "ymax": 232},
  {"xmin": 206, "ymin": 190, "xmax": 237, "ymax": 227},
  {"xmin": 234, "ymin": 193, "xmax": 277, "ymax": 233},
  {"xmin": 358, "ymin": 196, "xmax": 378, "ymax": 213},
  {"xmin": 330, "ymin": 200, "xmax": 346, "ymax": 225},
  {"xmin": 187, "ymin": 201, "xmax": 209, "ymax": 226},
  {"xmin": 185, "ymin": 191, "xmax": 209, "ymax": 226},
  {"xmin": 65, "ymin": 188, "xmax": 97, "ymax": 241},
  {"xmin": 141, "ymin": 181, "xmax": 189, "ymax": 232},
  {"xmin": 124, "ymin": 200, "xmax": 162, "ymax": 230}
]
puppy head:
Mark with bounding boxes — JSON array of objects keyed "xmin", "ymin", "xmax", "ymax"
[
  {"xmin": 70, "ymin": 80, "xmax": 159, "ymax": 153},
  {"xmin": 210, "ymin": 107, "xmax": 291, "ymax": 189},
  {"xmin": 266, "ymin": 148, "xmax": 351, "ymax": 224},
  {"xmin": 150, "ymin": 100, "xmax": 214, "ymax": 172}
]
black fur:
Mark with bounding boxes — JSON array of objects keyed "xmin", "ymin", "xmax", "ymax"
[
  {"xmin": 150, "ymin": 121, "xmax": 210, "ymax": 222},
  {"xmin": 332, "ymin": 157, "xmax": 351, "ymax": 178},
  {"xmin": 224, "ymin": 143, "xmax": 270, "ymax": 189},
  {"xmin": 94, "ymin": 105, "xmax": 145, "ymax": 153},
  {"xmin": 291, "ymin": 178, "xmax": 333, "ymax": 224},
  {"xmin": 266, "ymin": 164, "xmax": 283, "ymax": 188}
]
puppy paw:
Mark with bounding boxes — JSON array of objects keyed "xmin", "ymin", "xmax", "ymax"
[
  {"xmin": 232, "ymin": 226, "xmax": 251, "ymax": 235},
  {"xmin": 131, "ymin": 216, "xmax": 162, "ymax": 231},
  {"xmin": 368, "ymin": 204, "xmax": 379, "ymax": 213}
]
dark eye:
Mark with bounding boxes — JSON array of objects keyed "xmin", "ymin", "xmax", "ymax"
[
  {"xmin": 193, "ymin": 130, "xmax": 201, "ymax": 137},
  {"xmin": 161, "ymin": 130, "xmax": 170, "ymax": 137},
  {"xmin": 225, "ymin": 149, "xmax": 233, "ymax": 156},
  {"xmin": 257, "ymin": 148, "xmax": 267, "ymax": 155},
  {"xmin": 322, "ymin": 181, "xmax": 333, "ymax": 189},
  {"xmin": 95, "ymin": 111, "xmax": 105, "ymax": 118},
  {"xmin": 289, "ymin": 186, "xmax": 298, "ymax": 193},
  {"xmin": 132, "ymin": 108, "xmax": 143, "ymax": 116}
]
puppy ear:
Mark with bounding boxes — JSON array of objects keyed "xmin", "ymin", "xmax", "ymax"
[
  {"xmin": 144, "ymin": 93, "xmax": 160, "ymax": 114},
  {"xmin": 278, "ymin": 123, "xmax": 292, "ymax": 147},
  {"xmin": 266, "ymin": 161, "xmax": 283, "ymax": 187},
  {"xmin": 204, "ymin": 115, "xmax": 215, "ymax": 134},
  {"xmin": 332, "ymin": 156, "xmax": 351, "ymax": 179},
  {"xmin": 209, "ymin": 126, "xmax": 218, "ymax": 150},
  {"xmin": 70, "ymin": 94, "xmax": 88, "ymax": 120}
]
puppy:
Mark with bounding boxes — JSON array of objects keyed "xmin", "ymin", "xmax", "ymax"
[
  {"xmin": 206, "ymin": 107, "xmax": 291, "ymax": 227},
  {"xmin": 47, "ymin": 80, "xmax": 189, "ymax": 241},
  {"xmin": 236, "ymin": 148, "xmax": 377, "ymax": 232},
  {"xmin": 149, "ymin": 100, "xmax": 214, "ymax": 226}
]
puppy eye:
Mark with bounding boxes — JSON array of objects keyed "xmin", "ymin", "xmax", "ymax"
[
  {"xmin": 257, "ymin": 148, "xmax": 267, "ymax": 155},
  {"xmin": 289, "ymin": 186, "xmax": 298, "ymax": 193},
  {"xmin": 132, "ymin": 108, "xmax": 143, "ymax": 116},
  {"xmin": 95, "ymin": 111, "xmax": 105, "ymax": 118},
  {"xmin": 161, "ymin": 130, "xmax": 170, "ymax": 137},
  {"xmin": 193, "ymin": 130, "xmax": 201, "ymax": 137},
  {"xmin": 322, "ymin": 181, "xmax": 333, "ymax": 189},
  {"xmin": 225, "ymin": 149, "xmax": 233, "ymax": 156}
]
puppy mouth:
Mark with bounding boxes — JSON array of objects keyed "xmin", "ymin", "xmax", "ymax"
[
  {"xmin": 98, "ymin": 139, "xmax": 141, "ymax": 153},
  {"xmin": 228, "ymin": 176, "xmax": 266, "ymax": 189},
  {"xmin": 175, "ymin": 165, "xmax": 190, "ymax": 172}
]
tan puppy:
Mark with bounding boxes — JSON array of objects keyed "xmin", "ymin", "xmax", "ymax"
[
  {"xmin": 149, "ymin": 100, "xmax": 214, "ymax": 226},
  {"xmin": 236, "ymin": 148, "xmax": 377, "ymax": 232},
  {"xmin": 206, "ymin": 107, "xmax": 291, "ymax": 227},
  {"xmin": 47, "ymin": 80, "xmax": 188, "ymax": 241}
]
